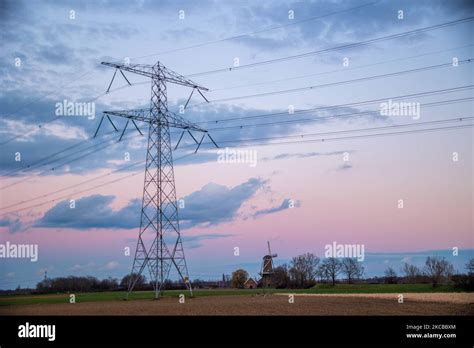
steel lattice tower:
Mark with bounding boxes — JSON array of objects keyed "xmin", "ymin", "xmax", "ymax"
[{"xmin": 96, "ymin": 61, "xmax": 217, "ymax": 299}]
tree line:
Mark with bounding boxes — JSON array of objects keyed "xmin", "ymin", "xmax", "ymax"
[
  {"xmin": 26, "ymin": 255, "xmax": 474, "ymax": 294},
  {"xmin": 230, "ymin": 254, "xmax": 474, "ymax": 290},
  {"xmin": 33, "ymin": 273, "xmax": 190, "ymax": 293}
]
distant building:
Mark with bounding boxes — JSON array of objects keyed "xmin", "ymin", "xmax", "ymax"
[{"xmin": 243, "ymin": 277, "xmax": 258, "ymax": 289}]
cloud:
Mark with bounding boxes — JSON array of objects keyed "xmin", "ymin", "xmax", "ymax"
[
  {"xmin": 69, "ymin": 261, "xmax": 119, "ymax": 272},
  {"xmin": 100, "ymin": 261, "xmax": 120, "ymax": 271},
  {"xmin": 160, "ymin": 28, "xmax": 208, "ymax": 41},
  {"xmin": 70, "ymin": 262, "xmax": 96, "ymax": 272},
  {"xmin": 0, "ymin": 216, "xmax": 24, "ymax": 233},
  {"xmin": 34, "ymin": 177, "xmax": 267, "ymax": 230},
  {"xmin": 0, "ymin": 86, "xmax": 385, "ymax": 177},
  {"xmin": 233, "ymin": 35, "xmax": 296, "ymax": 51},
  {"xmin": 262, "ymin": 151, "xmax": 349, "ymax": 161},
  {"xmin": 34, "ymin": 43, "xmax": 79, "ymax": 66},
  {"xmin": 179, "ymin": 177, "xmax": 267, "ymax": 228},
  {"xmin": 182, "ymin": 233, "xmax": 235, "ymax": 249},
  {"xmin": 335, "ymin": 163, "xmax": 352, "ymax": 171},
  {"xmin": 254, "ymin": 198, "xmax": 300, "ymax": 217},
  {"xmin": 35, "ymin": 194, "xmax": 141, "ymax": 229},
  {"xmin": 228, "ymin": 0, "xmax": 471, "ymax": 54}
]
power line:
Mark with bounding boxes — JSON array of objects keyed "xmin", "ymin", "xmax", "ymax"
[
  {"xmin": 0, "ymin": 116, "xmax": 62, "ymax": 146},
  {"xmin": 219, "ymin": 124, "xmax": 473, "ymax": 148},
  {"xmin": 1, "ymin": 70, "xmax": 93, "ymax": 121},
  {"xmin": 193, "ymin": 85, "xmax": 474, "ymax": 124},
  {"xmin": 96, "ymin": 45, "xmax": 474, "ymax": 102},
  {"xmin": 1, "ymin": 119, "xmax": 471, "ymax": 216},
  {"xmin": 1, "ymin": 137, "xmax": 90, "ymax": 177},
  {"xmin": 0, "ymin": 132, "xmax": 120, "ymax": 189},
  {"xmin": 1, "ymin": 130, "xmax": 118, "ymax": 177},
  {"xmin": 2, "ymin": 18, "xmax": 471, "ymax": 148},
  {"xmin": 3, "ymin": 90, "xmax": 469, "ymax": 211},
  {"xmin": 0, "ymin": 66, "xmax": 140, "ymax": 148},
  {"xmin": 0, "ymin": 70, "xmax": 96, "ymax": 146},
  {"xmin": 189, "ymin": 59, "xmax": 473, "ymax": 106},
  {"xmin": 2, "ymin": 42, "xmax": 469, "ymax": 150},
  {"xmin": 184, "ymin": 117, "xmax": 474, "ymax": 148},
  {"xmin": 0, "ymin": 160, "xmax": 144, "ymax": 211},
  {"xmin": 186, "ymin": 16, "xmax": 474, "ymax": 77},
  {"xmin": 122, "ymin": 0, "xmax": 382, "ymax": 61},
  {"xmin": 204, "ymin": 97, "xmax": 474, "ymax": 132},
  {"xmin": 210, "ymin": 44, "xmax": 474, "ymax": 92},
  {"xmin": 0, "ymin": 153, "xmax": 192, "ymax": 217},
  {"xmin": 175, "ymin": 122, "xmax": 474, "ymax": 151},
  {"xmin": 0, "ymin": 131, "xmax": 141, "ymax": 191}
]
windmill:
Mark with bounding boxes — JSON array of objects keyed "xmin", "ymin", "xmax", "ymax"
[{"xmin": 259, "ymin": 241, "xmax": 278, "ymax": 288}]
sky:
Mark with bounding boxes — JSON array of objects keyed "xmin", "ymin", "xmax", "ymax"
[{"xmin": 0, "ymin": 0, "xmax": 473, "ymax": 289}]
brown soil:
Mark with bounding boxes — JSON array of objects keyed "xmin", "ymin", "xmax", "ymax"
[
  {"xmin": 1, "ymin": 294, "xmax": 473, "ymax": 316},
  {"xmin": 275, "ymin": 292, "xmax": 474, "ymax": 304}
]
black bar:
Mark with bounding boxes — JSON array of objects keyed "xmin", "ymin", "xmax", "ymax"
[{"xmin": 0, "ymin": 316, "xmax": 472, "ymax": 346}]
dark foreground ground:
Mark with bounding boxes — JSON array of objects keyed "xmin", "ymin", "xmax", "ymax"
[{"xmin": 1, "ymin": 293, "xmax": 472, "ymax": 315}]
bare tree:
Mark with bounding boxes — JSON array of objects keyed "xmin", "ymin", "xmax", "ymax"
[
  {"xmin": 320, "ymin": 258, "xmax": 342, "ymax": 286},
  {"xmin": 402, "ymin": 263, "xmax": 420, "ymax": 283},
  {"xmin": 315, "ymin": 265, "xmax": 326, "ymax": 282},
  {"xmin": 231, "ymin": 269, "xmax": 248, "ymax": 288},
  {"xmin": 289, "ymin": 253, "xmax": 320, "ymax": 288},
  {"xmin": 273, "ymin": 264, "xmax": 290, "ymax": 289},
  {"xmin": 424, "ymin": 256, "xmax": 454, "ymax": 287},
  {"xmin": 341, "ymin": 258, "xmax": 364, "ymax": 283},
  {"xmin": 384, "ymin": 267, "xmax": 397, "ymax": 284},
  {"xmin": 466, "ymin": 258, "xmax": 474, "ymax": 276}
]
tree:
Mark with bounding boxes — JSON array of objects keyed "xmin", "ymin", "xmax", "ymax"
[
  {"xmin": 402, "ymin": 263, "xmax": 420, "ymax": 283},
  {"xmin": 466, "ymin": 258, "xmax": 474, "ymax": 276},
  {"xmin": 99, "ymin": 277, "xmax": 118, "ymax": 290},
  {"xmin": 36, "ymin": 278, "xmax": 53, "ymax": 293},
  {"xmin": 273, "ymin": 264, "xmax": 290, "ymax": 288},
  {"xmin": 120, "ymin": 273, "xmax": 146, "ymax": 290},
  {"xmin": 384, "ymin": 267, "xmax": 397, "ymax": 284},
  {"xmin": 424, "ymin": 256, "xmax": 454, "ymax": 287},
  {"xmin": 192, "ymin": 278, "xmax": 204, "ymax": 289},
  {"xmin": 289, "ymin": 253, "xmax": 320, "ymax": 288},
  {"xmin": 341, "ymin": 258, "xmax": 364, "ymax": 283},
  {"xmin": 231, "ymin": 269, "xmax": 248, "ymax": 288},
  {"xmin": 320, "ymin": 258, "xmax": 342, "ymax": 286}
]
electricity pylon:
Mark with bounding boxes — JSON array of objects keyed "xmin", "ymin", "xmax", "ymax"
[{"xmin": 96, "ymin": 61, "xmax": 218, "ymax": 299}]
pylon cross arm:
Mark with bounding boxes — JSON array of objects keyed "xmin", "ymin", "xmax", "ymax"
[
  {"xmin": 103, "ymin": 109, "xmax": 152, "ymax": 123},
  {"xmin": 160, "ymin": 65, "xmax": 209, "ymax": 91},
  {"xmin": 101, "ymin": 61, "xmax": 208, "ymax": 91},
  {"xmin": 102, "ymin": 109, "xmax": 208, "ymax": 132}
]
